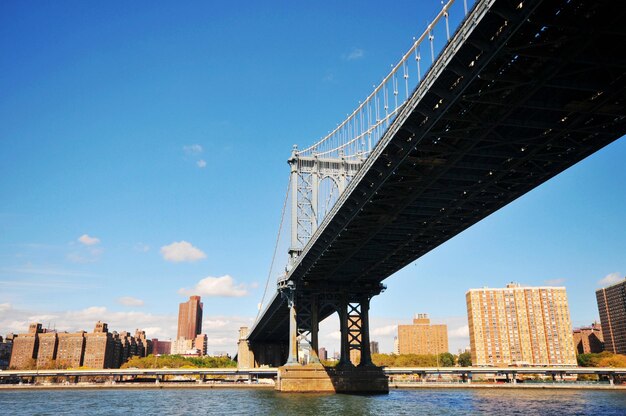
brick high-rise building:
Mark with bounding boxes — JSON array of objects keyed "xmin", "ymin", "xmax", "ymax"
[
  {"xmin": 36, "ymin": 332, "xmax": 58, "ymax": 369},
  {"xmin": 370, "ymin": 341, "xmax": 380, "ymax": 355},
  {"xmin": 596, "ymin": 277, "xmax": 626, "ymax": 355},
  {"xmin": 83, "ymin": 321, "xmax": 115, "ymax": 369},
  {"xmin": 9, "ymin": 323, "xmax": 42, "ymax": 369},
  {"xmin": 177, "ymin": 296, "xmax": 203, "ymax": 340},
  {"xmin": 318, "ymin": 347, "xmax": 328, "ymax": 361},
  {"xmin": 56, "ymin": 331, "xmax": 85, "ymax": 368},
  {"xmin": 398, "ymin": 314, "xmax": 448, "ymax": 355},
  {"xmin": 573, "ymin": 322, "xmax": 604, "ymax": 354},
  {"xmin": 466, "ymin": 283, "xmax": 577, "ymax": 367}
]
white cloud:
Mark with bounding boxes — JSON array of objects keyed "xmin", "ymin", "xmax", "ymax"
[
  {"xmin": 179, "ymin": 275, "xmax": 248, "ymax": 297},
  {"xmin": 78, "ymin": 234, "xmax": 100, "ymax": 246},
  {"xmin": 183, "ymin": 144, "xmax": 203, "ymax": 154},
  {"xmin": 599, "ymin": 272, "xmax": 623, "ymax": 287},
  {"xmin": 371, "ymin": 324, "xmax": 397, "ymax": 337},
  {"xmin": 117, "ymin": 296, "xmax": 145, "ymax": 307},
  {"xmin": 197, "ymin": 159, "xmax": 207, "ymax": 168},
  {"xmin": 449, "ymin": 325, "xmax": 469, "ymax": 338},
  {"xmin": 160, "ymin": 241, "xmax": 206, "ymax": 262},
  {"xmin": 544, "ymin": 278, "xmax": 566, "ymax": 286},
  {"xmin": 328, "ymin": 330, "xmax": 341, "ymax": 340},
  {"xmin": 344, "ymin": 48, "xmax": 364, "ymax": 61},
  {"xmin": 0, "ymin": 303, "xmax": 11, "ymax": 313},
  {"xmin": 204, "ymin": 319, "xmax": 229, "ymax": 329}
]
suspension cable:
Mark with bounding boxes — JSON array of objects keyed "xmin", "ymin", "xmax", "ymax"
[{"xmin": 256, "ymin": 175, "xmax": 291, "ymax": 321}]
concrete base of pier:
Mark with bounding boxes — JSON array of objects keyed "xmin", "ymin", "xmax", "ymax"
[{"xmin": 276, "ymin": 364, "xmax": 389, "ymax": 394}]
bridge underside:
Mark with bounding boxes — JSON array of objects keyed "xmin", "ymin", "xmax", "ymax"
[{"xmin": 249, "ymin": 0, "xmax": 626, "ymax": 378}]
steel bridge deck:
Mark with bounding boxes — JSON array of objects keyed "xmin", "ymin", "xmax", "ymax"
[{"xmin": 249, "ymin": 0, "xmax": 626, "ymax": 344}]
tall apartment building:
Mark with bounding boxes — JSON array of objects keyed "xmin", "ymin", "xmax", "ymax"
[
  {"xmin": 8, "ymin": 322, "xmax": 151, "ymax": 370},
  {"xmin": 573, "ymin": 322, "xmax": 604, "ymax": 354},
  {"xmin": 56, "ymin": 331, "xmax": 85, "ymax": 368},
  {"xmin": 36, "ymin": 332, "xmax": 58, "ymax": 368},
  {"xmin": 466, "ymin": 283, "xmax": 577, "ymax": 367},
  {"xmin": 9, "ymin": 323, "xmax": 42, "ymax": 369},
  {"xmin": 177, "ymin": 296, "xmax": 203, "ymax": 340},
  {"xmin": 83, "ymin": 321, "xmax": 115, "ymax": 369},
  {"xmin": 398, "ymin": 314, "xmax": 448, "ymax": 355},
  {"xmin": 596, "ymin": 277, "xmax": 626, "ymax": 355}
]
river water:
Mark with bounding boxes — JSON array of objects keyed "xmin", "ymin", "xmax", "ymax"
[{"xmin": 1, "ymin": 388, "xmax": 625, "ymax": 415}]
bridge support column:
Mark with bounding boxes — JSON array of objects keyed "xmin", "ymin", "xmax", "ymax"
[
  {"xmin": 358, "ymin": 295, "xmax": 373, "ymax": 367},
  {"xmin": 338, "ymin": 297, "xmax": 353, "ymax": 368},
  {"xmin": 286, "ymin": 292, "xmax": 299, "ymax": 366},
  {"xmin": 309, "ymin": 295, "xmax": 321, "ymax": 364}
]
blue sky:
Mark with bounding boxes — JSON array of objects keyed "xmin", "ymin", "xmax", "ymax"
[{"xmin": 1, "ymin": 0, "xmax": 624, "ymax": 355}]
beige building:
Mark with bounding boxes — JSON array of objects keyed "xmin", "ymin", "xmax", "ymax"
[
  {"xmin": 398, "ymin": 314, "xmax": 448, "ymax": 355},
  {"xmin": 466, "ymin": 283, "xmax": 577, "ymax": 367}
]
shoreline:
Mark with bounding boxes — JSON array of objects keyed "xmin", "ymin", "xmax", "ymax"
[
  {"xmin": 390, "ymin": 382, "xmax": 626, "ymax": 390},
  {"xmin": 0, "ymin": 382, "xmax": 274, "ymax": 390},
  {"xmin": 1, "ymin": 382, "xmax": 625, "ymax": 391}
]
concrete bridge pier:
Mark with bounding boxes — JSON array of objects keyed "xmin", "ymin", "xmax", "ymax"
[{"xmin": 275, "ymin": 288, "xmax": 388, "ymax": 393}]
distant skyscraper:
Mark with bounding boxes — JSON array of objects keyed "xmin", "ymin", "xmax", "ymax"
[
  {"xmin": 467, "ymin": 283, "xmax": 577, "ymax": 367},
  {"xmin": 177, "ymin": 296, "xmax": 203, "ymax": 340},
  {"xmin": 398, "ymin": 314, "xmax": 448, "ymax": 355},
  {"xmin": 596, "ymin": 277, "xmax": 626, "ymax": 354},
  {"xmin": 370, "ymin": 341, "xmax": 379, "ymax": 355},
  {"xmin": 393, "ymin": 336, "xmax": 399, "ymax": 355},
  {"xmin": 318, "ymin": 347, "xmax": 328, "ymax": 361}
]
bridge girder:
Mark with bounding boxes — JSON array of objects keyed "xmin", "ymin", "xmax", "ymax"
[{"xmin": 248, "ymin": 0, "xmax": 626, "ymax": 350}]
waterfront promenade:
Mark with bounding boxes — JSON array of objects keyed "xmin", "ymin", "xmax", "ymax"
[{"xmin": 2, "ymin": 366, "xmax": 625, "ymax": 390}]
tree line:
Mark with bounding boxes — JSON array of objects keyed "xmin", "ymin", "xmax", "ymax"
[{"xmin": 121, "ymin": 354, "xmax": 237, "ymax": 369}]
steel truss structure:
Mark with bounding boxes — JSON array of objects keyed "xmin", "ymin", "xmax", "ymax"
[{"xmin": 249, "ymin": 0, "xmax": 626, "ymax": 369}]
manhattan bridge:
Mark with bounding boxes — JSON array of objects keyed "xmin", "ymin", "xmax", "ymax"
[{"xmin": 237, "ymin": 0, "xmax": 626, "ymax": 392}]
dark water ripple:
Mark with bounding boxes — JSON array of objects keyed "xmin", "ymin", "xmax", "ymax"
[{"xmin": 1, "ymin": 388, "xmax": 625, "ymax": 415}]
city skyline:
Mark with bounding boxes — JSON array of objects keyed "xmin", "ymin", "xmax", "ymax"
[{"xmin": 1, "ymin": 0, "xmax": 625, "ymax": 356}]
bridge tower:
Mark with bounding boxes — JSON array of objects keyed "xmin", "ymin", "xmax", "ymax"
[
  {"xmin": 287, "ymin": 146, "xmax": 363, "ymax": 269},
  {"xmin": 273, "ymin": 148, "xmax": 388, "ymax": 392}
]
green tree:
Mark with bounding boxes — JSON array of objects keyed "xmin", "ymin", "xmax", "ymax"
[
  {"xmin": 438, "ymin": 352, "xmax": 455, "ymax": 367},
  {"xmin": 458, "ymin": 351, "xmax": 472, "ymax": 367}
]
